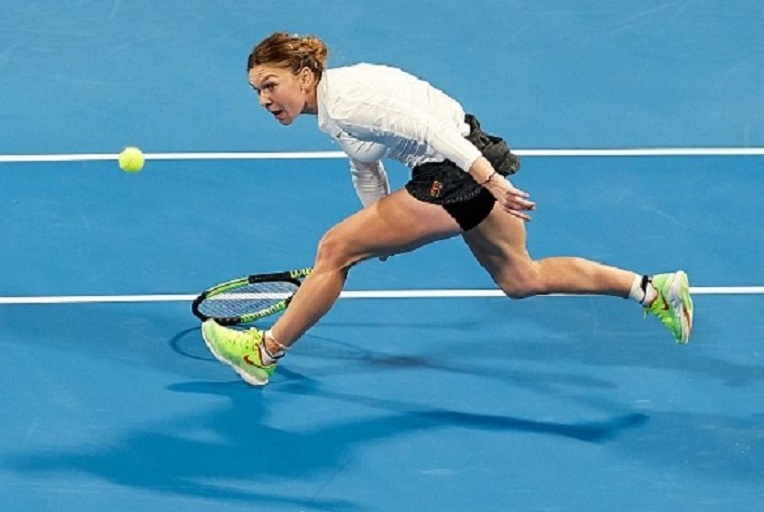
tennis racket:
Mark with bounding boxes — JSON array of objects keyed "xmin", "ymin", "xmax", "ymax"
[{"xmin": 191, "ymin": 267, "xmax": 313, "ymax": 325}]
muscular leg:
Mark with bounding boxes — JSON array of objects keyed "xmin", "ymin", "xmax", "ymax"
[
  {"xmin": 271, "ymin": 190, "xmax": 463, "ymax": 347},
  {"xmin": 463, "ymin": 202, "xmax": 637, "ymax": 298}
]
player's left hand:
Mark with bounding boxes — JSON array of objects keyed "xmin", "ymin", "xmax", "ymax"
[{"xmin": 485, "ymin": 178, "xmax": 536, "ymax": 221}]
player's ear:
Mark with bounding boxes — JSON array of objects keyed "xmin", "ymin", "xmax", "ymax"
[
  {"xmin": 298, "ymin": 68, "xmax": 311, "ymax": 92},
  {"xmin": 299, "ymin": 67, "xmax": 312, "ymax": 85}
]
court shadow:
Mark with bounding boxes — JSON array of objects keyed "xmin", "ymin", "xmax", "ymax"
[
  {"xmin": 275, "ymin": 381, "xmax": 650, "ymax": 443},
  {"xmin": 168, "ymin": 325, "xmax": 215, "ymax": 362},
  {"xmin": 1, "ymin": 379, "xmax": 359, "ymax": 511},
  {"xmin": 1, "ymin": 377, "xmax": 648, "ymax": 507}
]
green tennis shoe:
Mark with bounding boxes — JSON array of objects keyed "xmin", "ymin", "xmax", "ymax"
[
  {"xmin": 645, "ymin": 271, "xmax": 694, "ymax": 344},
  {"xmin": 201, "ymin": 320, "xmax": 277, "ymax": 385}
]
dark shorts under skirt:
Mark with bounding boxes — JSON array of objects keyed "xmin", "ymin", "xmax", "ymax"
[{"xmin": 404, "ymin": 114, "xmax": 521, "ymax": 231}]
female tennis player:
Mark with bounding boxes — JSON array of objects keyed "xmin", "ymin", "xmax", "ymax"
[{"xmin": 201, "ymin": 32, "xmax": 694, "ymax": 386}]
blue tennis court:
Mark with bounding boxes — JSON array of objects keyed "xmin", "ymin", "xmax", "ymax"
[{"xmin": 2, "ymin": 2, "xmax": 763, "ymax": 511}]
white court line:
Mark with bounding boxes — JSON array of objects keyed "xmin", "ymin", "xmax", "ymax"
[
  {"xmin": 0, "ymin": 151, "xmax": 347, "ymax": 163},
  {"xmin": 1, "ymin": 147, "xmax": 764, "ymax": 163},
  {"xmin": 0, "ymin": 287, "xmax": 762, "ymax": 305},
  {"xmin": 2, "ymin": 149, "xmax": 761, "ymax": 304}
]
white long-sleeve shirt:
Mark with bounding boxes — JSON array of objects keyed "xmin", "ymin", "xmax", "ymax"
[{"xmin": 316, "ymin": 63, "xmax": 482, "ymax": 207}]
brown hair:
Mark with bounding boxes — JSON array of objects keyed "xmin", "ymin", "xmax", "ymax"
[{"xmin": 247, "ymin": 32, "xmax": 328, "ymax": 80}]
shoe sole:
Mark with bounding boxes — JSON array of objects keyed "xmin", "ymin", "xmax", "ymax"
[
  {"xmin": 668, "ymin": 271, "xmax": 693, "ymax": 344},
  {"xmin": 201, "ymin": 322, "xmax": 269, "ymax": 386}
]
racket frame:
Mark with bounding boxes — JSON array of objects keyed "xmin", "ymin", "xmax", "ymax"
[{"xmin": 191, "ymin": 267, "xmax": 313, "ymax": 325}]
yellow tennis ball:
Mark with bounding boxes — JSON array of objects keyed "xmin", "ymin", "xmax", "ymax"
[{"xmin": 118, "ymin": 146, "xmax": 145, "ymax": 173}]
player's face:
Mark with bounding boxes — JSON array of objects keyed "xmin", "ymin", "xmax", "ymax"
[{"xmin": 248, "ymin": 65, "xmax": 307, "ymax": 126}]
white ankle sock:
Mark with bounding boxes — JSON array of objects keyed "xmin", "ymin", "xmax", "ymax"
[
  {"xmin": 259, "ymin": 330, "xmax": 286, "ymax": 365},
  {"xmin": 629, "ymin": 274, "xmax": 657, "ymax": 305}
]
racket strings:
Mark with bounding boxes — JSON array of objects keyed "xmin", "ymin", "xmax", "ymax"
[{"xmin": 197, "ymin": 281, "xmax": 299, "ymax": 318}]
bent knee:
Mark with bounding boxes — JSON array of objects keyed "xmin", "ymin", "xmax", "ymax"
[
  {"xmin": 315, "ymin": 228, "xmax": 363, "ymax": 271},
  {"xmin": 500, "ymin": 284, "xmax": 538, "ymax": 300},
  {"xmin": 496, "ymin": 269, "xmax": 545, "ymax": 299}
]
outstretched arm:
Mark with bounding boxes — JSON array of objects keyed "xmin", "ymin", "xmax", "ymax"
[{"xmin": 468, "ymin": 155, "xmax": 536, "ymax": 221}]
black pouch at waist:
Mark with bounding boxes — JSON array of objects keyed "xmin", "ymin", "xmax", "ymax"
[{"xmin": 464, "ymin": 114, "xmax": 521, "ymax": 176}]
